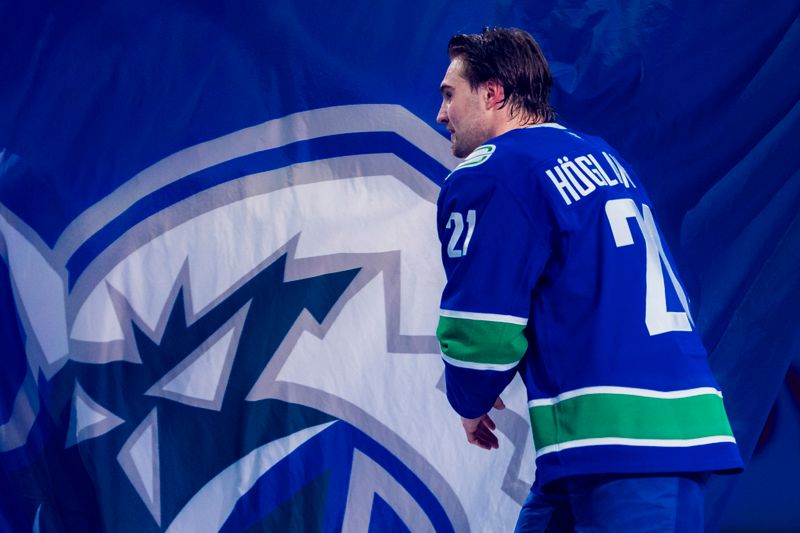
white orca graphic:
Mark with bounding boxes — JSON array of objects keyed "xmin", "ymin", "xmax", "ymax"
[{"xmin": 0, "ymin": 105, "xmax": 534, "ymax": 532}]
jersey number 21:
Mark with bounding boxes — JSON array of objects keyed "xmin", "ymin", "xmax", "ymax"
[{"xmin": 605, "ymin": 199, "xmax": 694, "ymax": 336}]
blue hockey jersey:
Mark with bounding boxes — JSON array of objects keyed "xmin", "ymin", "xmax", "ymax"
[{"xmin": 436, "ymin": 124, "xmax": 743, "ymax": 486}]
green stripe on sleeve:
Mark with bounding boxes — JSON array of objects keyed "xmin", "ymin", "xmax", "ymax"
[
  {"xmin": 529, "ymin": 392, "xmax": 735, "ymax": 450},
  {"xmin": 436, "ymin": 315, "xmax": 527, "ymax": 365}
]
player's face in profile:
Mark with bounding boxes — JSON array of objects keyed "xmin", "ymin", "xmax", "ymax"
[{"xmin": 437, "ymin": 58, "xmax": 492, "ymax": 158}]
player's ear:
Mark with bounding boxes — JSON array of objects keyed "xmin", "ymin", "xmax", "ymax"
[{"xmin": 483, "ymin": 79, "xmax": 505, "ymax": 110}]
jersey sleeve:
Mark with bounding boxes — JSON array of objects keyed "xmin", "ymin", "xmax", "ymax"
[{"xmin": 436, "ymin": 170, "xmax": 551, "ymax": 418}]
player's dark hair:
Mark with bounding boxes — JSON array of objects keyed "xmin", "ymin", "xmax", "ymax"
[{"xmin": 447, "ymin": 27, "xmax": 556, "ymax": 124}]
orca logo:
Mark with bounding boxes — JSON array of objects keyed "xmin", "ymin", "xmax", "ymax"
[{"xmin": 0, "ymin": 105, "xmax": 533, "ymax": 532}]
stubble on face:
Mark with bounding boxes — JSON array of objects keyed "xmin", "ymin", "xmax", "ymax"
[
  {"xmin": 439, "ymin": 59, "xmax": 492, "ymax": 158},
  {"xmin": 451, "ymin": 112, "xmax": 491, "ymax": 158}
]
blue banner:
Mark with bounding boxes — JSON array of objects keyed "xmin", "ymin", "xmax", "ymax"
[{"xmin": 1, "ymin": 1, "xmax": 798, "ymax": 531}]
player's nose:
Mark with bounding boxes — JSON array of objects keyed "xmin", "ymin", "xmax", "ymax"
[{"xmin": 436, "ymin": 102, "xmax": 448, "ymax": 124}]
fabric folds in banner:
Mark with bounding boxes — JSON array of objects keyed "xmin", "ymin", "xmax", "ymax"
[{"xmin": 1, "ymin": 1, "xmax": 798, "ymax": 531}]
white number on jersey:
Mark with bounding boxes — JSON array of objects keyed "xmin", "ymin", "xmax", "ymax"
[
  {"xmin": 605, "ymin": 199, "xmax": 693, "ymax": 335},
  {"xmin": 446, "ymin": 210, "xmax": 476, "ymax": 258}
]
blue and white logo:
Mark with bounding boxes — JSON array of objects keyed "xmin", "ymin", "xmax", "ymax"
[{"xmin": 1, "ymin": 105, "xmax": 534, "ymax": 531}]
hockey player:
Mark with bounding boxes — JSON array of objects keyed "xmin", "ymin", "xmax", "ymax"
[{"xmin": 435, "ymin": 27, "xmax": 743, "ymax": 531}]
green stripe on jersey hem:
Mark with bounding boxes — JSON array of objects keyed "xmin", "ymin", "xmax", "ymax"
[
  {"xmin": 436, "ymin": 315, "xmax": 527, "ymax": 365},
  {"xmin": 529, "ymin": 391, "xmax": 734, "ymax": 451}
]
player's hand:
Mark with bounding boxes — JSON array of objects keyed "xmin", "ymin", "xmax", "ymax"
[{"xmin": 461, "ymin": 397, "xmax": 505, "ymax": 450}]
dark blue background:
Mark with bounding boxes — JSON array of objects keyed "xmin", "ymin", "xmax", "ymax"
[{"xmin": 1, "ymin": 0, "xmax": 798, "ymax": 530}]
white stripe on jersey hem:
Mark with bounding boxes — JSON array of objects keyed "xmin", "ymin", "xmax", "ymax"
[
  {"xmin": 528, "ymin": 386, "xmax": 723, "ymax": 408},
  {"xmin": 441, "ymin": 354, "xmax": 518, "ymax": 372},
  {"xmin": 535, "ymin": 435, "xmax": 738, "ymax": 458},
  {"xmin": 439, "ymin": 309, "xmax": 528, "ymax": 325}
]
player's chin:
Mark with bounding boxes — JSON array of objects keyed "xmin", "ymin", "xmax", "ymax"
[{"xmin": 452, "ymin": 142, "xmax": 471, "ymax": 159}]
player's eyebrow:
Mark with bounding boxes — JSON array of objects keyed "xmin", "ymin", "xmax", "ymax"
[{"xmin": 440, "ymin": 83, "xmax": 454, "ymax": 95}]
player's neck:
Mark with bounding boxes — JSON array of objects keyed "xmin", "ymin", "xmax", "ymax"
[{"xmin": 490, "ymin": 112, "xmax": 543, "ymax": 139}]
